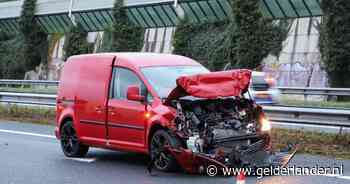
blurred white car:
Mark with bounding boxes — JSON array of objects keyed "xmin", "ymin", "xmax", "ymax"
[{"xmin": 248, "ymin": 72, "xmax": 280, "ymax": 104}]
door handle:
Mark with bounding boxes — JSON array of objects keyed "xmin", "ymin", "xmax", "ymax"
[
  {"xmin": 95, "ymin": 106, "xmax": 104, "ymax": 113},
  {"xmin": 108, "ymin": 106, "xmax": 116, "ymax": 116}
]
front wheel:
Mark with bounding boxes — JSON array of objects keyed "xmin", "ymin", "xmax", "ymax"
[
  {"xmin": 60, "ymin": 121, "xmax": 89, "ymax": 157},
  {"xmin": 150, "ymin": 130, "xmax": 181, "ymax": 172}
]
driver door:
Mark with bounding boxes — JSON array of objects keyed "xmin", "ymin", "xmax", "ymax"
[{"xmin": 107, "ymin": 67, "xmax": 147, "ymax": 150}]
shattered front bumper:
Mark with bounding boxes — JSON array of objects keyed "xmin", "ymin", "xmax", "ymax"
[{"xmin": 167, "ymin": 134, "xmax": 297, "ymax": 174}]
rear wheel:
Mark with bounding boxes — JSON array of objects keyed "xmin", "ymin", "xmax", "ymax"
[
  {"xmin": 60, "ymin": 121, "xmax": 89, "ymax": 157},
  {"xmin": 150, "ymin": 129, "xmax": 181, "ymax": 172}
]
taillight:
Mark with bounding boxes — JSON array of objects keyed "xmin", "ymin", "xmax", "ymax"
[{"xmin": 265, "ymin": 76, "xmax": 276, "ymax": 87}]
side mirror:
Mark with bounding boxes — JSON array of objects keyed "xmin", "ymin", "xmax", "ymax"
[{"xmin": 127, "ymin": 85, "xmax": 145, "ymax": 102}]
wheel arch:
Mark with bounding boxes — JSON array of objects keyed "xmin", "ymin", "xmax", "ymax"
[
  {"xmin": 146, "ymin": 122, "xmax": 167, "ymax": 153},
  {"xmin": 60, "ymin": 116, "xmax": 73, "ymax": 130},
  {"xmin": 57, "ymin": 106, "xmax": 75, "ymax": 128},
  {"xmin": 57, "ymin": 110, "xmax": 75, "ymax": 139}
]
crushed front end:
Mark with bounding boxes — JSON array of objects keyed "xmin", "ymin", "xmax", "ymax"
[
  {"xmin": 161, "ymin": 70, "xmax": 295, "ymax": 174},
  {"xmin": 167, "ymin": 97, "xmax": 294, "ymax": 174}
]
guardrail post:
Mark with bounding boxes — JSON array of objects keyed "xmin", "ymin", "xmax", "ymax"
[
  {"xmin": 6, "ymin": 102, "xmax": 10, "ymax": 113},
  {"xmin": 325, "ymin": 90, "xmax": 331, "ymax": 101},
  {"xmin": 335, "ymin": 126, "xmax": 344, "ymax": 141},
  {"xmin": 303, "ymin": 89, "xmax": 308, "ymax": 102}
]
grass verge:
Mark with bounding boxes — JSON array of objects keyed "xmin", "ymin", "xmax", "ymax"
[
  {"xmin": 280, "ymin": 95, "xmax": 350, "ymax": 109},
  {"xmin": 271, "ymin": 128, "xmax": 350, "ymax": 160},
  {"xmin": 0, "ymin": 86, "xmax": 57, "ymax": 94},
  {"xmin": 0, "ymin": 104, "xmax": 55, "ymax": 125}
]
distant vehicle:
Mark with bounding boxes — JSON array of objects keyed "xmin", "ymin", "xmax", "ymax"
[
  {"xmin": 56, "ymin": 53, "xmax": 294, "ymax": 174},
  {"xmin": 223, "ymin": 63, "xmax": 280, "ymax": 105},
  {"xmin": 249, "ymin": 72, "xmax": 280, "ymax": 105}
]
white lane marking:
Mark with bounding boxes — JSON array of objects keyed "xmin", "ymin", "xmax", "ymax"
[
  {"xmin": 323, "ymin": 174, "xmax": 350, "ymax": 181},
  {"xmin": 338, "ymin": 176, "xmax": 350, "ymax": 180},
  {"xmin": 0, "ymin": 128, "xmax": 96, "ymax": 163},
  {"xmin": 0, "ymin": 128, "xmax": 55, "ymax": 139},
  {"xmin": 66, "ymin": 157, "xmax": 96, "ymax": 163}
]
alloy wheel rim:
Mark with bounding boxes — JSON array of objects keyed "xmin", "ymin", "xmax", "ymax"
[
  {"xmin": 61, "ymin": 125, "xmax": 78, "ymax": 154},
  {"xmin": 151, "ymin": 134, "xmax": 171, "ymax": 170}
]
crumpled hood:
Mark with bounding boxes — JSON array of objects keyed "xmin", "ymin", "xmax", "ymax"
[{"xmin": 165, "ymin": 69, "xmax": 252, "ymax": 104}]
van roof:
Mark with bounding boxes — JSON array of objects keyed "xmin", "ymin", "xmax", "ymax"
[{"xmin": 69, "ymin": 53, "xmax": 202, "ymax": 68}]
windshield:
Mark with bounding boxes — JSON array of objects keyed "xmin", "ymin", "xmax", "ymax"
[{"xmin": 141, "ymin": 66, "xmax": 210, "ymax": 98}]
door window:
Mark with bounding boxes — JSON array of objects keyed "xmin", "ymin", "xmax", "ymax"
[{"xmin": 111, "ymin": 68, "xmax": 147, "ymax": 100}]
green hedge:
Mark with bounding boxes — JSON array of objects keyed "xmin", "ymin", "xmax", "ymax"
[
  {"xmin": 319, "ymin": 0, "xmax": 350, "ymax": 94},
  {"xmin": 0, "ymin": 34, "xmax": 26, "ymax": 79},
  {"xmin": 173, "ymin": 0, "xmax": 288, "ymax": 71}
]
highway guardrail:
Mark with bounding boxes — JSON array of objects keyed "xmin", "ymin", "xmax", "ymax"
[
  {"xmin": 0, "ymin": 91, "xmax": 349, "ymax": 130},
  {"xmin": 277, "ymin": 87, "xmax": 350, "ymax": 97},
  {"xmin": 1, "ymin": 80, "xmax": 350, "ymax": 97}
]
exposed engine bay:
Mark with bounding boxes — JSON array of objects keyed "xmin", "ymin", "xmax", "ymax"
[
  {"xmin": 171, "ymin": 97, "xmax": 285, "ymax": 168},
  {"xmin": 147, "ymin": 70, "xmax": 296, "ymax": 174}
]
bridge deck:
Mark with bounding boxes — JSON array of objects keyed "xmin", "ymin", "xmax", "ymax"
[{"xmin": 0, "ymin": 0, "xmax": 323, "ymax": 34}]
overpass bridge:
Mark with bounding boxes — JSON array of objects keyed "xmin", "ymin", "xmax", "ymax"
[{"xmin": 0, "ymin": 0, "xmax": 323, "ymax": 34}]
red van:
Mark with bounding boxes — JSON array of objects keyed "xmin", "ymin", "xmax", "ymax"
[{"xmin": 56, "ymin": 53, "xmax": 294, "ymax": 173}]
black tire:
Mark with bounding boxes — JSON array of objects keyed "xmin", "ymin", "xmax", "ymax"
[
  {"xmin": 149, "ymin": 129, "xmax": 181, "ymax": 172},
  {"xmin": 60, "ymin": 121, "xmax": 89, "ymax": 157}
]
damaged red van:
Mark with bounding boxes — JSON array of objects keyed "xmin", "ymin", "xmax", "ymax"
[{"xmin": 56, "ymin": 53, "xmax": 295, "ymax": 173}]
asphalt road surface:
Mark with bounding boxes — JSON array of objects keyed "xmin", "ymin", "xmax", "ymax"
[{"xmin": 0, "ymin": 120, "xmax": 349, "ymax": 184}]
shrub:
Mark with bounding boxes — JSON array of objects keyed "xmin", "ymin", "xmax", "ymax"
[
  {"xmin": 100, "ymin": 0, "xmax": 144, "ymax": 52},
  {"xmin": 63, "ymin": 23, "xmax": 90, "ymax": 60},
  {"xmin": 173, "ymin": 0, "xmax": 288, "ymax": 71},
  {"xmin": 319, "ymin": 0, "xmax": 350, "ymax": 96},
  {"xmin": 18, "ymin": 0, "xmax": 48, "ymax": 72}
]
